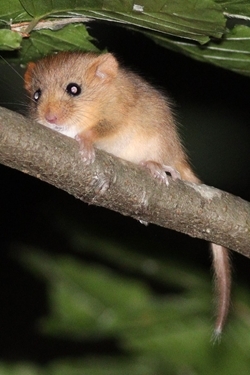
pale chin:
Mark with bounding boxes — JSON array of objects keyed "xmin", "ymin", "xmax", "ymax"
[
  {"xmin": 38, "ymin": 119, "xmax": 67, "ymax": 133},
  {"xmin": 37, "ymin": 119, "xmax": 78, "ymax": 139}
]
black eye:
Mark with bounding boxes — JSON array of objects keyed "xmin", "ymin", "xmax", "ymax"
[
  {"xmin": 33, "ymin": 89, "xmax": 41, "ymax": 102},
  {"xmin": 66, "ymin": 83, "xmax": 81, "ymax": 96}
]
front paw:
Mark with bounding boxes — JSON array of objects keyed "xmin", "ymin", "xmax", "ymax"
[{"xmin": 75, "ymin": 134, "xmax": 96, "ymax": 164}]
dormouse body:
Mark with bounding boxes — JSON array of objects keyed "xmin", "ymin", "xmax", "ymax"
[
  {"xmin": 24, "ymin": 51, "xmax": 230, "ymax": 336},
  {"xmin": 24, "ymin": 52, "xmax": 197, "ymax": 183}
]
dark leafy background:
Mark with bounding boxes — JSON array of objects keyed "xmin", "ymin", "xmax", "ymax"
[{"xmin": 1, "ymin": 1, "xmax": 250, "ymax": 374}]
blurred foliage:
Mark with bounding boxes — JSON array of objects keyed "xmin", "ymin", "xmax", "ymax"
[
  {"xmin": 0, "ymin": 220, "xmax": 248, "ymax": 375},
  {"xmin": 1, "ymin": 1, "xmax": 250, "ymax": 73}
]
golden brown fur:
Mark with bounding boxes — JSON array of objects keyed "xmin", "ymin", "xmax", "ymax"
[{"xmin": 24, "ymin": 52, "xmax": 230, "ymax": 335}]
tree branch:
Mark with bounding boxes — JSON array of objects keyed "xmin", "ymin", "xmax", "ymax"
[{"xmin": 0, "ymin": 106, "xmax": 249, "ymax": 257}]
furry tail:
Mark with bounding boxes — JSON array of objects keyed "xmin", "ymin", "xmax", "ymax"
[
  {"xmin": 176, "ymin": 164, "xmax": 231, "ymax": 338},
  {"xmin": 211, "ymin": 243, "xmax": 231, "ymax": 339}
]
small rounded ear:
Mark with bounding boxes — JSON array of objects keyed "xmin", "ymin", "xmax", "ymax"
[
  {"xmin": 94, "ymin": 53, "xmax": 118, "ymax": 81},
  {"xmin": 24, "ymin": 62, "xmax": 36, "ymax": 91}
]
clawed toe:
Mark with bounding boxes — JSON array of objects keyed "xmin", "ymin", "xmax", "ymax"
[{"xmin": 141, "ymin": 161, "xmax": 180, "ymax": 185}]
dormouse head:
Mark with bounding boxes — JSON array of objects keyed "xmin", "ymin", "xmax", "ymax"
[{"xmin": 24, "ymin": 52, "xmax": 119, "ymax": 138}]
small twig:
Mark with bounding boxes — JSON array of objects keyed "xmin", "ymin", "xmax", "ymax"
[{"xmin": 11, "ymin": 17, "xmax": 91, "ymax": 36}]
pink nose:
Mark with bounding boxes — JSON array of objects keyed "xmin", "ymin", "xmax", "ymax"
[{"xmin": 45, "ymin": 113, "xmax": 58, "ymax": 124}]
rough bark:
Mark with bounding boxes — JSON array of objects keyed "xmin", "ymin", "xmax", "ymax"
[{"xmin": 0, "ymin": 106, "xmax": 249, "ymax": 257}]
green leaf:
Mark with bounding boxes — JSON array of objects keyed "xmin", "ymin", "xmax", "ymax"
[
  {"xmin": 19, "ymin": 0, "xmax": 104, "ymax": 17},
  {"xmin": 20, "ymin": 0, "xmax": 65, "ymax": 17},
  {"xmin": 0, "ymin": 0, "xmax": 28, "ymax": 22},
  {"xmin": 216, "ymin": 0, "xmax": 250, "ymax": 16},
  {"xmin": 6, "ymin": 0, "xmax": 250, "ymax": 75},
  {"xmin": 17, "ymin": 0, "xmax": 226, "ymax": 41},
  {"xmin": 3, "ymin": 0, "xmax": 250, "ymax": 76},
  {"xmin": 1, "ymin": 0, "xmax": 226, "ymax": 44},
  {"xmin": 101, "ymin": 0, "xmax": 225, "ymax": 43},
  {"xmin": 0, "ymin": 29, "xmax": 22, "ymax": 50},
  {"xmin": 8, "ymin": 23, "xmax": 99, "ymax": 63},
  {"xmin": 148, "ymin": 24, "xmax": 250, "ymax": 76}
]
